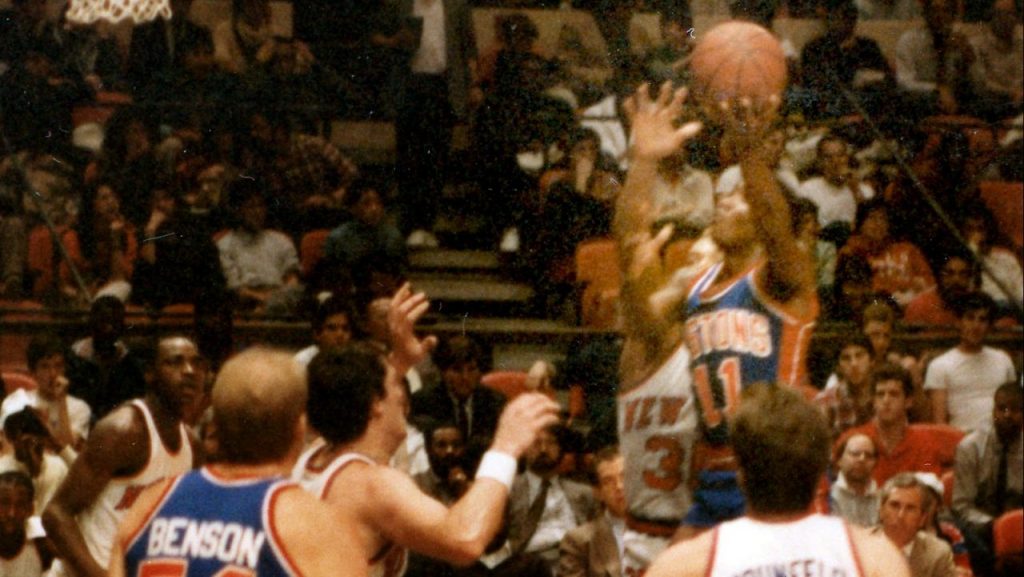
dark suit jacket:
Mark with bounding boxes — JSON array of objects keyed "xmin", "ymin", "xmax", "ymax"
[
  {"xmin": 507, "ymin": 474, "xmax": 597, "ymax": 554},
  {"xmin": 557, "ymin": 513, "xmax": 622, "ymax": 577},
  {"xmin": 126, "ymin": 15, "xmax": 211, "ymax": 91},
  {"xmin": 411, "ymin": 383, "xmax": 505, "ymax": 448}
]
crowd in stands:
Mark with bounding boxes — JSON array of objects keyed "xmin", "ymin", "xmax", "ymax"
[{"xmin": 0, "ymin": 0, "xmax": 1022, "ymax": 575}]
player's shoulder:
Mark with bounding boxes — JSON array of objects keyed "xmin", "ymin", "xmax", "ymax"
[
  {"xmin": 645, "ymin": 530, "xmax": 714, "ymax": 577},
  {"xmin": 849, "ymin": 525, "xmax": 912, "ymax": 577}
]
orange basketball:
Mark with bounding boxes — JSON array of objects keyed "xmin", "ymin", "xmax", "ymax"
[{"xmin": 688, "ymin": 20, "xmax": 787, "ymax": 106}]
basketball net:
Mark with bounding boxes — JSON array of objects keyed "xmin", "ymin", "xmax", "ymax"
[{"xmin": 65, "ymin": 0, "xmax": 172, "ymax": 25}]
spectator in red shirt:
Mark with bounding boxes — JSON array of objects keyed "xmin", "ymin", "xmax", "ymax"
[{"xmin": 836, "ymin": 363, "xmax": 959, "ymax": 486}]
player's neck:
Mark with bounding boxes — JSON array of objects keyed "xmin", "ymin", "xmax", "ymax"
[
  {"xmin": 746, "ymin": 509, "xmax": 813, "ymax": 524},
  {"xmin": 722, "ymin": 245, "xmax": 759, "ymax": 279},
  {"xmin": 206, "ymin": 462, "xmax": 292, "ymax": 479},
  {"xmin": 327, "ymin": 436, "xmax": 392, "ymax": 466}
]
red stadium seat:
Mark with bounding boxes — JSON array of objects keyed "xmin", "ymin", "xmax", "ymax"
[
  {"xmin": 300, "ymin": 229, "xmax": 331, "ymax": 278},
  {"xmin": 993, "ymin": 509, "xmax": 1023, "ymax": 571},
  {"xmin": 979, "ymin": 181, "xmax": 1024, "ymax": 252},
  {"xmin": 2, "ymin": 371, "xmax": 38, "ymax": 395},
  {"xmin": 480, "ymin": 371, "xmax": 529, "ymax": 399},
  {"xmin": 575, "ymin": 238, "xmax": 621, "ymax": 329}
]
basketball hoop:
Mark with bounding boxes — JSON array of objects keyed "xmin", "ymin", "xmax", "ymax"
[{"xmin": 65, "ymin": 0, "xmax": 172, "ymax": 25}]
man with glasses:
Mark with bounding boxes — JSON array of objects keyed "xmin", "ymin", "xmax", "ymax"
[{"xmin": 831, "ymin": 433, "xmax": 881, "ymax": 527}]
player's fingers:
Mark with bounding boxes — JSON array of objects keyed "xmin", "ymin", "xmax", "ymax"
[
  {"xmin": 651, "ymin": 223, "xmax": 674, "ymax": 249},
  {"xmin": 407, "ymin": 299, "xmax": 431, "ymax": 322},
  {"xmin": 421, "ymin": 335, "xmax": 439, "ymax": 354},
  {"xmin": 674, "ymin": 120, "xmax": 703, "ymax": 143},
  {"xmin": 655, "ymin": 80, "xmax": 674, "ymax": 108}
]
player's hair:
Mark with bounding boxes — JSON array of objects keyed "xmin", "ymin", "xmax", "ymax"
[
  {"xmin": 0, "ymin": 470, "xmax": 35, "ymax": 500},
  {"xmin": 870, "ymin": 362, "xmax": 914, "ymax": 398},
  {"xmin": 307, "ymin": 341, "xmax": 388, "ymax": 444},
  {"xmin": 836, "ymin": 333, "xmax": 874, "ymax": 359},
  {"xmin": 26, "ymin": 334, "xmax": 65, "ymax": 371},
  {"xmin": 862, "ymin": 301, "xmax": 895, "ymax": 326},
  {"xmin": 955, "ymin": 291, "xmax": 997, "ymax": 320},
  {"xmin": 881, "ymin": 472, "xmax": 935, "ymax": 515},
  {"xmin": 731, "ymin": 384, "xmax": 830, "ymax": 514},
  {"xmin": 995, "ymin": 382, "xmax": 1024, "ymax": 405},
  {"xmin": 311, "ymin": 295, "xmax": 355, "ymax": 334},
  {"xmin": 211, "ymin": 348, "xmax": 307, "ymax": 465}
]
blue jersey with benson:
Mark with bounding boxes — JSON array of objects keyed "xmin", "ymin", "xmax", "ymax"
[{"xmin": 123, "ymin": 468, "xmax": 300, "ymax": 577}]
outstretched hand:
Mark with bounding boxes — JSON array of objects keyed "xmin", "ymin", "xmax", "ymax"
[
  {"xmin": 387, "ymin": 283, "xmax": 438, "ymax": 373},
  {"xmin": 490, "ymin": 392, "xmax": 561, "ymax": 458},
  {"xmin": 624, "ymin": 82, "xmax": 703, "ymax": 163}
]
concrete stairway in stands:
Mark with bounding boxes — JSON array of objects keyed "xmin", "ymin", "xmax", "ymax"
[{"xmin": 407, "ymin": 248, "xmax": 534, "ymax": 319}]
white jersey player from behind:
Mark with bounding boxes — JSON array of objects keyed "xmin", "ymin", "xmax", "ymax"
[{"xmin": 613, "ymin": 83, "xmax": 708, "ymax": 576}]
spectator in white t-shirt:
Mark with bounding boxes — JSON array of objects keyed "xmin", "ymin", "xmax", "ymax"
[
  {"xmin": 798, "ymin": 134, "xmax": 874, "ymax": 246},
  {"xmin": 924, "ymin": 292, "xmax": 1017, "ymax": 432}
]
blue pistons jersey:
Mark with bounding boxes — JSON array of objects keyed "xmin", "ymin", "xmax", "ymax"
[
  {"xmin": 684, "ymin": 262, "xmax": 817, "ymax": 445},
  {"xmin": 123, "ymin": 468, "xmax": 301, "ymax": 577}
]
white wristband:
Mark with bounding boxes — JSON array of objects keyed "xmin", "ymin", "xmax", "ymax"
[{"xmin": 475, "ymin": 450, "xmax": 517, "ymax": 490}]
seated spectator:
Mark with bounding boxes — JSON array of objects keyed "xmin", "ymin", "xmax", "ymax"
[
  {"xmin": 131, "ymin": 185, "xmax": 227, "ymax": 310},
  {"xmin": 798, "ymin": 134, "xmax": 875, "ymax": 246},
  {"xmin": 557, "ymin": 445, "xmax": 625, "ymax": 577},
  {"xmin": 818, "ymin": 334, "xmax": 876, "ymax": 437},
  {"xmin": 293, "ymin": 295, "xmax": 355, "ymax": 367},
  {"xmin": 952, "ymin": 383, "xmax": 1023, "ymax": 576},
  {"xmin": 837, "ymin": 363, "xmax": 958, "ymax": 486},
  {"xmin": 800, "ymin": 0, "xmax": 894, "ymax": 119},
  {"xmin": 841, "ymin": 200, "xmax": 935, "ymax": 308},
  {"xmin": 61, "ymin": 18, "xmax": 125, "ymax": 92},
  {"xmin": 411, "ymin": 335, "xmax": 505, "ymax": 462},
  {"xmin": 924, "ymin": 292, "xmax": 1017, "ymax": 432},
  {"xmin": 967, "ymin": 0, "xmax": 1023, "ymax": 121},
  {"xmin": 506, "ymin": 425, "xmax": 597, "ymax": 573},
  {"xmin": 213, "ymin": 0, "xmax": 312, "ymax": 76},
  {"xmin": 0, "ymin": 335, "xmax": 90, "ymax": 457},
  {"xmin": 60, "ymin": 182, "xmax": 138, "ymax": 305},
  {"xmin": 874, "ymin": 473, "xmax": 957, "ymax": 577},
  {"xmin": 643, "ymin": 6, "xmax": 694, "ymax": 86},
  {"xmin": 0, "ymin": 470, "xmax": 52, "ymax": 576},
  {"xmin": 216, "ymin": 178, "xmax": 303, "ymax": 315},
  {"xmin": 915, "ymin": 472, "xmax": 973, "ymax": 574},
  {"xmin": 791, "ymin": 197, "xmax": 838, "ymax": 299},
  {"xmin": 961, "ymin": 205, "xmax": 1024, "ymax": 314},
  {"xmin": 822, "ymin": 253, "xmax": 894, "ymax": 323},
  {"xmin": 65, "ymin": 296, "xmax": 147, "ymax": 420},
  {"xmin": 86, "ymin": 107, "xmax": 164, "ymax": 228},
  {"xmin": 236, "ymin": 109, "xmax": 358, "ymax": 235},
  {"xmin": 904, "ymin": 252, "xmax": 977, "ymax": 326},
  {"xmin": 854, "ymin": 0, "xmax": 920, "ymax": 19},
  {"xmin": 0, "ymin": 408, "xmax": 69, "ymax": 517},
  {"xmin": 861, "ymin": 302, "xmax": 929, "ymax": 421},
  {"xmin": 831, "ymin": 433, "xmax": 881, "ymax": 527},
  {"xmin": 895, "ymin": 0, "xmax": 975, "ymax": 118},
  {"xmin": 322, "ymin": 178, "xmax": 407, "ymax": 278},
  {"xmin": 0, "ymin": 197, "xmax": 26, "ymax": 299}
]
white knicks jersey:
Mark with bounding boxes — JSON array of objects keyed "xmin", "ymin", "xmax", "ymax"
[
  {"xmin": 617, "ymin": 343, "xmax": 697, "ymax": 527},
  {"xmin": 709, "ymin": 514, "xmax": 865, "ymax": 577}
]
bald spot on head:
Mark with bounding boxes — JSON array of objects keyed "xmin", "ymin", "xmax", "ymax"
[{"xmin": 212, "ymin": 348, "xmax": 307, "ymax": 465}]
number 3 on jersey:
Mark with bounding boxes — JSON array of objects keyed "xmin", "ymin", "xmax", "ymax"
[{"xmin": 693, "ymin": 357, "xmax": 741, "ymax": 429}]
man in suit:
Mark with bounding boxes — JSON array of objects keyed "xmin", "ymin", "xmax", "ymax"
[
  {"xmin": 874, "ymin": 472, "xmax": 957, "ymax": 577},
  {"xmin": 411, "ymin": 336, "xmax": 505, "ymax": 460},
  {"xmin": 507, "ymin": 426, "xmax": 597, "ymax": 573},
  {"xmin": 557, "ymin": 446, "xmax": 624, "ymax": 577}
]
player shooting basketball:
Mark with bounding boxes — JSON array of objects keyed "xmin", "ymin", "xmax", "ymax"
[{"xmin": 615, "ymin": 23, "xmax": 818, "ymax": 563}]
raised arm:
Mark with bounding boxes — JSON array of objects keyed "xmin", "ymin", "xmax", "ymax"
[
  {"xmin": 352, "ymin": 393, "xmax": 559, "ymax": 565},
  {"xmin": 387, "ymin": 282, "xmax": 438, "ymax": 376},
  {"xmin": 614, "ymin": 83, "xmax": 702, "ymax": 359},
  {"xmin": 724, "ymin": 99, "xmax": 814, "ymax": 311}
]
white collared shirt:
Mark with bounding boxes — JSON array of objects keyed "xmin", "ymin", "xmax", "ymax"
[
  {"xmin": 411, "ymin": 0, "xmax": 447, "ymax": 74},
  {"xmin": 524, "ymin": 472, "xmax": 578, "ymax": 554}
]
